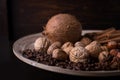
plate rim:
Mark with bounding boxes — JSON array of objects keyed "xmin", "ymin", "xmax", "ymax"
[{"xmin": 12, "ymin": 30, "xmax": 120, "ymax": 77}]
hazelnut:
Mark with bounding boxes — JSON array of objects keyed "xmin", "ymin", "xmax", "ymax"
[
  {"xmin": 85, "ymin": 41, "xmax": 102, "ymax": 58},
  {"xmin": 98, "ymin": 51, "xmax": 109, "ymax": 62},
  {"xmin": 47, "ymin": 41, "xmax": 62, "ymax": 55},
  {"xmin": 61, "ymin": 42, "xmax": 74, "ymax": 55},
  {"xmin": 34, "ymin": 37, "xmax": 50, "ymax": 52},
  {"xmin": 52, "ymin": 49, "xmax": 68, "ymax": 60},
  {"xmin": 80, "ymin": 37, "xmax": 92, "ymax": 46},
  {"xmin": 101, "ymin": 46, "xmax": 108, "ymax": 51},
  {"xmin": 107, "ymin": 41, "xmax": 117, "ymax": 50},
  {"xmin": 110, "ymin": 49, "xmax": 119, "ymax": 56},
  {"xmin": 62, "ymin": 46, "xmax": 74, "ymax": 55},
  {"xmin": 74, "ymin": 41, "xmax": 85, "ymax": 47},
  {"xmin": 69, "ymin": 46, "xmax": 89, "ymax": 63},
  {"xmin": 117, "ymin": 52, "xmax": 120, "ymax": 58},
  {"xmin": 62, "ymin": 42, "xmax": 73, "ymax": 49}
]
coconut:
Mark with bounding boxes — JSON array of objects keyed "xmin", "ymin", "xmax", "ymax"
[{"xmin": 44, "ymin": 13, "xmax": 82, "ymax": 44}]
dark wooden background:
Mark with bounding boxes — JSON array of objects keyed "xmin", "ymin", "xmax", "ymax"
[
  {"xmin": 0, "ymin": 0, "xmax": 10, "ymax": 63},
  {"xmin": 0, "ymin": 0, "xmax": 8, "ymax": 36},
  {"xmin": 0, "ymin": 0, "xmax": 120, "ymax": 80},
  {"xmin": 6, "ymin": 0, "xmax": 120, "ymax": 40}
]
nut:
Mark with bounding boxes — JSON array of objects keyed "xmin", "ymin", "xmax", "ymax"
[
  {"xmin": 47, "ymin": 41, "xmax": 62, "ymax": 55},
  {"xmin": 52, "ymin": 49, "xmax": 68, "ymax": 60},
  {"xmin": 110, "ymin": 49, "xmax": 119, "ymax": 56},
  {"xmin": 62, "ymin": 46, "xmax": 74, "ymax": 55},
  {"xmin": 62, "ymin": 42, "xmax": 73, "ymax": 49},
  {"xmin": 61, "ymin": 42, "xmax": 74, "ymax": 55},
  {"xmin": 85, "ymin": 41, "xmax": 102, "ymax": 58},
  {"xmin": 98, "ymin": 51, "xmax": 109, "ymax": 62},
  {"xmin": 80, "ymin": 37, "xmax": 92, "ymax": 46},
  {"xmin": 74, "ymin": 41, "xmax": 85, "ymax": 47},
  {"xmin": 34, "ymin": 37, "xmax": 50, "ymax": 52},
  {"xmin": 107, "ymin": 41, "xmax": 117, "ymax": 50},
  {"xmin": 69, "ymin": 46, "xmax": 89, "ymax": 63},
  {"xmin": 101, "ymin": 46, "xmax": 108, "ymax": 51},
  {"xmin": 117, "ymin": 52, "xmax": 120, "ymax": 58}
]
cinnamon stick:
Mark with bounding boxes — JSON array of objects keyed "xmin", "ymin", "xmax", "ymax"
[
  {"xmin": 106, "ymin": 33, "xmax": 120, "ymax": 39},
  {"xmin": 94, "ymin": 27, "xmax": 116, "ymax": 40},
  {"xmin": 99, "ymin": 37, "xmax": 120, "ymax": 44},
  {"xmin": 96, "ymin": 27, "xmax": 116, "ymax": 35}
]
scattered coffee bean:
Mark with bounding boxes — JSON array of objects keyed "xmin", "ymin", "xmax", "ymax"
[{"xmin": 22, "ymin": 49, "xmax": 120, "ymax": 71}]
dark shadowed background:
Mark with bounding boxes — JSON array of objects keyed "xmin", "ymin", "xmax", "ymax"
[{"xmin": 0, "ymin": 0, "xmax": 120, "ymax": 80}]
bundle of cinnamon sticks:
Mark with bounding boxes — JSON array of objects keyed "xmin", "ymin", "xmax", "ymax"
[{"xmin": 87, "ymin": 27, "xmax": 120, "ymax": 44}]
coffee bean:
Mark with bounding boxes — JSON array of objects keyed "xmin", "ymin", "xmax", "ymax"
[{"xmin": 22, "ymin": 49, "xmax": 120, "ymax": 71}]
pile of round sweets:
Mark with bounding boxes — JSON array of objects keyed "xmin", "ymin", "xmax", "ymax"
[{"xmin": 34, "ymin": 36, "xmax": 120, "ymax": 64}]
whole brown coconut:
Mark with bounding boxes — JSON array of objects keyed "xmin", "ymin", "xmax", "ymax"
[{"xmin": 44, "ymin": 13, "xmax": 82, "ymax": 44}]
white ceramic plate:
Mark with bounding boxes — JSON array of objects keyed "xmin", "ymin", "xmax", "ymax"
[{"xmin": 13, "ymin": 30, "xmax": 120, "ymax": 77}]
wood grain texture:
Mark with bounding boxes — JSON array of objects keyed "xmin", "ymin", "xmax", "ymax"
[
  {"xmin": 0, "ymin": 0, "xmax": 10, "ymax": 63},
  {"xmin": 0, "ymin": 0, "xmax": 8, "ymax": 35},
  {"xmin": 9, "ymin": 0, "xmax": 120, "ymax": 40}
]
